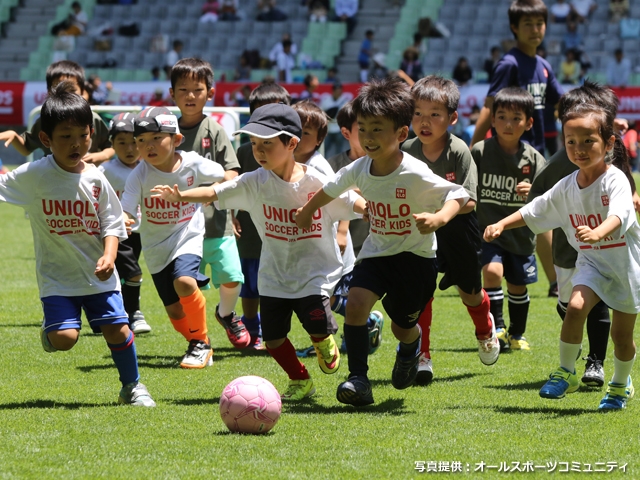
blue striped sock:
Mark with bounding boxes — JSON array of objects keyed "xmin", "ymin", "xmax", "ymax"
[{"xmin": 108, "ymin": 331, "xmax": 140, "ymax": 386}]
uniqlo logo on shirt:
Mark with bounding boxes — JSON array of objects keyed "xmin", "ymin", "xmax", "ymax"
[
  {"xmin": 543, "ymin": 68, "xmax": 548, "ymax": 78},
  {"xmin": 445, "ymin": 172, "xmax": 456, "ymax": 182},
  {"xmin": 187, "ymin": 176, "xmax": 194, "ymax": 186},
  {"xmin": 601, "ymin": 195, "xmax": 609, "ymax": 206},
  {"xmin": 92, "ymin": 186, "xmax": 101, "ymax": 199},
  {"xmin": 308, "ymin": 193, "xmax": 314, "ymax": 200},
  {"xmin": 396, "ymin": 188, "xmax": 406, "ymax": 199},
  {"xmin": 522, "ymin": 165, "xmax": 531, "ymax": 175},
  {"xmin": 202, "ymin": 138, "xmax": 211, "ymax": 149}
]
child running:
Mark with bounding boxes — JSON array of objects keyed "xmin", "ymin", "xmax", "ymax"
[
  {"xmin": 152, "ymin": 103, "xmax": 366, "ymax": 401},
  {"xmin": 0, "ymin": 84, "xmax": 154, "ymax": 406},
  {"xmin": 484, "ymin": 81, "xmax": 639, "ymax": 410},
  {"xmin": 296, "ymin": 78, "xmax": 469, "ymax": 406}
]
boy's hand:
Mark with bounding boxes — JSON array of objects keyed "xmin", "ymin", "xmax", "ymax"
[
  {"xmin": 124, "ymin": 217, "xmax": 135, "ymax": 235},
  {"xmin": 82, "ymin": 152, "xmax": 108, "ymax": 166},
  {"xmin": 633, "ymin": 191, "xmax": 640, "ymax": 214},
  {"xmin": 576, "ymin": 225, "xmax": 600, "ymax": 244},
  {"xmin": 0, "ymin": 130, "xmax": 20, "ymax": 147},
  {"xmin": 232, "ymin": 216, "xmax": 242, "ymax": 238},
  {"xmin": 515, "ymin": 181, "xmax": 531, "ymax": 198},
  {"xmin": 294, "ymin": 207, "xmax": 313, "ymax": 230},
  {"xmin": 483, "ymin": 224, "xmax": 503, "ymax": 242},
  {"xmin": 362, "ymin": 203, "xmax": 370, "ymax": 222},
  {"xmin": 95, "ymin": 255, "xmax": 115, "ymax": 281},
  {"xmin": 151, "ymin": 184, "xmax": 182, "ymax": 202},
  {"xmin": 413, "ymin": 212, "xmax": 445, "ymax": 234}
]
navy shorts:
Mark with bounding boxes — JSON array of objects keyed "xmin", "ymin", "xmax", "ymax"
[
  {"xmin": 151, "ymin": 254, "xmax": 210, "ymax": 306},
  {"xmin": 259, "ymin": 295, "xmax": 338, "ymax": 342},
  {"xmin": 481, "ymin": 241, "xmax": 538, "ymax": 285},
  {"xmin": 115, "ymin": 232, "xmax": 143, "ymax": 281},
  {"xmin": 350, "ymin": 252, "xmax": 437, "ymax": 329},
  {"xmin": 333, "ymin": 271, "xmax": 353, "ymax": 298},
  {"xmin": 435, "ymin": 212, "xmax": 483, "ymax": 294},
  {"xmin": 41, "ymin": 291, "xmax": 129, "ymax": 333},
  {"xmin": 240, "ymin": 258, "xmax": 260, "ymax": 299}
]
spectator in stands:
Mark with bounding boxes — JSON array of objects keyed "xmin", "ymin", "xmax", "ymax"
[
  {"xmin": 307, "ymin": 0, "xmax": 330, "ymax": 22},
  {"xmin": 200, "ymin": 0, "xmax": 220, "ymax": 23},
  {"xmin": 562, "ymin": 20, "xmax": 582, "ymax": 53},
  {"xmin": 412, "ymin": 33, "xmax": 427, "ymax": 62},
  {"xmin": 483, "ymin": 46, "xmax": 502, "ymax": 83},
  {"xmin": 462, "ymin": 105, "xmax": 480, "ymax": 146},
  {"xmin": 559, "ymin": 48, "xmax": 581, "ymax": 84},
  {"xmin": 234, "ymin": 52, "xmax": 252, "ymax": 81},
  {"xmin": 570, "ymin": 0, "xmax": 597, "ymax": 22},
  {"xmin": 325, "ymin": 67, "xmax": 340, "ymax": 84},
  {"xmin": 452, "ymin": 57, "xmax": 473, "ymax": 86},
  {"xmin": 550, "ymin": 0, "xmax": 574, "ymax": 23},
  {"xmin": 148, "ymin": 88, "xmax": 171, "ymax": 107},
  {"xmin": 257, "ymin": 0, "xmax": 288, "ymax": 21},
  {"xmin": 164, "ymin": 40, "xmax": 184, "ymax": 78},
  {"xmin": 358, "ymin": 30, "xmax": 374, "ymax": 83},
  {"xmin": 399, "ymin": 47, "xmax": 423, "ymax": 83},
  {"xmin": 51, "ymin": 1, "xmax": 88, "ymax": 36},
  {"xmin": 369, "ymin": 53, "xmax": 388, "ymax": 80},
  {"xmin": 320, "ymin": 82, "xmax": 349, "ymax": 158},
  {"xmin": 276, "ymin": 39, "xmax": 296, "ymax": 83},
  {"xmin": 606, "ymin": 48, "xmax": 631, "ymax": 87},
  {"xmin": 269, "ymin": 33, "xmax": 298, "ymax": 65},
  {"xmin": 151, "ymin": 66, "xmax": 162, "ymax": 81},
  {"xmin": 220, "ymin": 0, "xmax": 240, "ymax": 21},
  {"xmin": 299, "ymin": 74, "xmax": 320, "ymax": 102},
  {"xmin": 333, "ymin": 0, "xmax": 358, "ymax": 36},
  {"xmin": 623, "ymin": 120, "xmax": 638, "ymax": 169},
  {"xmin": 88, "ymin": 75, "xmax": 112, "ymax": 105},
  {"xmin": 609, "ymin": 0, "xmax": 629, "ymax": 23}
]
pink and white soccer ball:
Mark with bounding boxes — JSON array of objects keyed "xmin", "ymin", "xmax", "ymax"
[{"xmin": 219, "ymin": 376, "xmax": 282, "ymax": 434}]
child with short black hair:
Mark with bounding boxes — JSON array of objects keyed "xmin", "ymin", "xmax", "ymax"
[
  {"xmin": 0, "ymin": 61, "xmax": 114, "ymax": 164},
  {"xmin": 152, "ymin": 103, "xmax": 366, "ymax": 401},
  {"xmin": 0, "ymin": 84, "xmax": 154, "ymax": 406},
  {"xmin": 121, "ymin": 107, "xmax": 225, "ymax": 369},
  {"xmin": 297, "ymin": 78, "xmax": 469, "ymax": 406},
  {"xmin": 473, "ymin": 87, "xmax": 546, "ymax": 352},
  {"xmin": 170, "ymin": 57, "xmax": 251, "ymax": 349},
  {"xmin": 402, "ymin": 75, "xmax": 499, "ymax": 384},
  {"xmin": 485, "ymin": 81, "xmax": 639, "ymax": 410},
  {"xmin": 98, "ymin": 112, "xmax": 151, "ymax": 335}
]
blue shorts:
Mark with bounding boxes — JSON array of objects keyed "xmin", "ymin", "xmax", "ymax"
[
  {"xmin": 333, "ymin": 270, "xmax": 353, "ymax": 298},
  {"xmin": 151, "ymin": 254, "xmax": 210, "ymax": 306},
  {"xmin": 481, "ymin": 241, "xmax": 538, "ymax": 286},
  {"xmin": 240, "ymin": 258, "xmax": 260, "ymax": 299},
  {"xmin": 200, "ymin": 236, "xmax": 245, "ymax": 288},
  {"xmin": 41, "ymin": 291, "xmax": 129, "ymax": 333}
]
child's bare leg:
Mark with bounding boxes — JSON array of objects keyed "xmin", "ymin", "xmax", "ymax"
[{"xmin": 47, "ymin": 329, "xmax": 79, "ymax": 351}]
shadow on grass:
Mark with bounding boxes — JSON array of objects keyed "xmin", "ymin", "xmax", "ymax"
[
  {"xmin": 495, "ymin": 405, "xmax": 597, "ymax": 417},
  {"xmin": 0, "ymin": 399, "xmax": 111, "ymax": 410},
  {"xmin": 432, "ymin": 372, "xmax": 490, "ymax": 383},
  {"xmin": 77, "ymin": 354, "xmax": 184, "ymax": 371},
  {"xmin": 485, "ymin": 379, "xmax": 548, "ymax": 391},
  {"xmin": 434, "ymin": 347, "xmax": 478, "ymax": 354},
  {"xmin": 211, "ymin": 346, "xmax": 270, "ymax": 357},
  {"xmin": 213, "ymin": 429, "xmax": 277, "ymax": 436},
  {"xmin": 168, "ymin": 397, "xmax": 221, "ymax": 406},
  {"xmin": 0, "ymin": 323, "xmax": 41, "ymax": 328},
  {"xmin": 283, "ymin": 397, "xmax": 408, "ymax": 415}
]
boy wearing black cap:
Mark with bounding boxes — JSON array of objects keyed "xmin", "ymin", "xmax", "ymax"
[
  {"xmin": 121, "ymin": 107, "xmax": 225, "ymax": 368},
  {"xmin": 151, "ymin": 103, "xmax": 367, "ymax": 401},
  {"xmin": 99, "ymin": 113, "xmax": 150, "ymax": 335}
]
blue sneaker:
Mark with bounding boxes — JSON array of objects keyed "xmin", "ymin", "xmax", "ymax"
[
  {"xmin": 539, "ymin": 367, "xmax": 579, "ymax": 399},
  {"xmin": 368, "ymin": 310, "xmax": 384, "ymax": 354},
  {"xmin": 599, "ymin": 377, "xmax": 634, "ymax": 411}
]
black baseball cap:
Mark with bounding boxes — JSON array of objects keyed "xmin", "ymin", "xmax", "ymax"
[
  {"xmin": 233, "ymin": 103, "xmax": 301, "ymax": 141},
  {"xmin": 133, "ymin": 107, "xmax": 180, "ymax": 137},
  {"xmin": 109, "ymin": 112, "xmax": 135, "ymax": 138}
]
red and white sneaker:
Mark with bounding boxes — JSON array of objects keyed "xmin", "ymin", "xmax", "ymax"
[
  {"xmin": 216, "ymin": 305, "xmax": 251, "ymax": 349},
  {"xmin": 477, "ymin": 314, "xmax": 500, "ymax": 366}
]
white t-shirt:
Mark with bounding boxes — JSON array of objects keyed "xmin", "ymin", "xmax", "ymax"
[
  {"xmin": 323, "ymin": 152, "xmax": 469, "ymax": 261},
  {"xmin": 550, "ymin": 2, "xmax": 571, "ymax": 18},
  {"xmin": 99, "ymin": 158, "xmax": 141, "ymax": 231},
  {"xmin": 276, "ymin": 51, "xmax": 295, "ymax": 83},
  {"xmin": 0, "ymin": 156, "xmax": 127, "ymax": 297},
  {"xmin": 520, "ymin": 167, "xmax": 640, "ymax": 313},
  {"xmin": 120, "ymin": 150, "xmax": 225, "ymax": 274},
  {"xmin": 213, "ymin": 166, "xmax": 360, "ymax": 299},
  {"xmin": 571, "ymin": 0, "xmax": 595, "ymax": 16},
  {"xmin": 305, "ymin": 152, "xmax": 356, "ymax": 275}
]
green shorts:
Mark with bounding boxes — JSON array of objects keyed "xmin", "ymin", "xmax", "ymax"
[{"xmin": 199, "ymin": 236, "xmax": 245, "ymax": 289}]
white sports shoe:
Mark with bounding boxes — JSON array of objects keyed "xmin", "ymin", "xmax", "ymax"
[
  {"xmin": 130, "ymin": 311, "xmax": 152, "ymax": 334},
  {"xmin": 180, "ymin": 339, "xmax": 213, "ymax": 369},
  {"xmin": 415, "ymin": 353, "xmax": 433, "ymax": 385},
  {"xmin": 118, "ymin": 382, "xmax": 156, "ymax": 407},
  {"xmin": 478, "ymin": 313, "xmax": 500, "ymax": 366}
]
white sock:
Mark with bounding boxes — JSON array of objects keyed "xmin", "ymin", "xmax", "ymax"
[
  {"xmin": 218, "ymin": 283, "xmax": 241, "ymax": 318},
  {"xmin": 612, "ymin": 353, "xmax": 636, "ymax": 385},
  {"xmin": 559, "ymin": 340, "xmax": 581, "ymax": 373}
]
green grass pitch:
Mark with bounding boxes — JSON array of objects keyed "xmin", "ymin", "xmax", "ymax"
[{"xmin": 0, "ymin": 201, "xmax": 637, "ymax": 479}]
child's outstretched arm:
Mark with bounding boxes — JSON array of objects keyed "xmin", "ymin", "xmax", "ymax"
[
  {"xmin": 151, "ymin": 184, "xmax": 218, "ymax": 204},
  {"xmin": 295, "ymin": 188, "xmax": 337, "ymax": 230},
  {"xmin": 483, "ymin": 211, "xmax": 527, "ymax": 242},
  {"xmin": 95, "ymin": 235, "xmax": 119, "ymax": 281},
  {"xmin": 0, "ymin": 130, "xmax": 29, "ymax": 156},
  {"xmin": 576, "ymin": 216, "xmax": 622, "ymax": 244},
  {"xmin": 413, "ymin": 198, "xmax": 465, "ymax": 234}
]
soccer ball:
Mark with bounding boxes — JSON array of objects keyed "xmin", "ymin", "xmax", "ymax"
[{"xmin": 219, "ymin": 376, "xmax": 282, "ymax": 434}]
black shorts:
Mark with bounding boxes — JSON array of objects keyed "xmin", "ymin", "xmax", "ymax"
[
  {"xmin": 115, "ymin": 232, "xmax": 143, "ymax": 281},
  {"xmin": 259, "ymin": 295, "xmax": 338, "ymax": 342},
  {"xmin": 151, "ymin": 254, "xmax": 210, "ymax": 306},
  {"xmin": 435, "ymin": 212, "xmax": 483, "ymax": 295},
  {"xmin": 350, "ymin": 252, "xmax": 437, "ymax": 329}
]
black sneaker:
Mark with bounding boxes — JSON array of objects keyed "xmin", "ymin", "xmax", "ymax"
[
  {"xmin": 582, "ymin": 355, "xmax": 605, "ymax": 387},
  {"xmin": 337, "ymin": 376, "xmax": 374, "ymax": 406},
  {"xmin": 391, "ymin": 346, "xmax": 420, "ymax": 389}
]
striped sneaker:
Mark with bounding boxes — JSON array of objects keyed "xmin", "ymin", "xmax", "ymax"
[{"xmin": 599, "ymin": 377, "xmax": 634, "ymax": 410}]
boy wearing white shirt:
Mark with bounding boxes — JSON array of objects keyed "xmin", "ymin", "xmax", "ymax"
[
  {"xmin": 121, "ymin": 107, "xmax": 225, "ymax": 369},
  {"xmin": 151, "ymin": 104, "xmax": 367, "ymax": 401},
  {"xmin": 296, "ymin": 78, "xmax": 469, "ymax": 406},
  {"xmin": 0, "ymin": 85, "xmax": 155, "ymax": 407}
]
